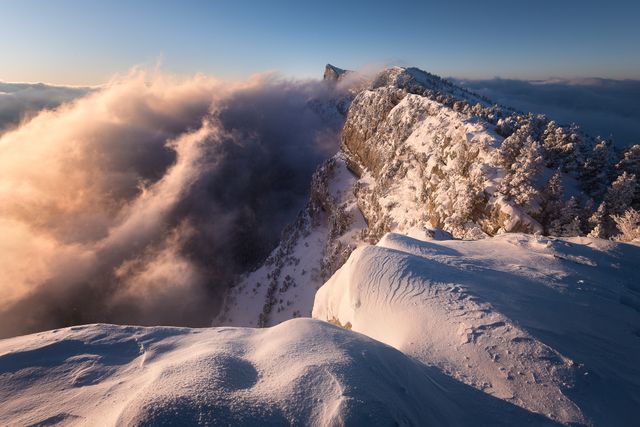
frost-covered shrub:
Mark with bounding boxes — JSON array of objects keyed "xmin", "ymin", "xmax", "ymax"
[{"xmin": 613, "ymin": 208, "xmax": 640, "ymax": 242}]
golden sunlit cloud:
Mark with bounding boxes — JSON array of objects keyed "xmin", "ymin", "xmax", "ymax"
[{"xmin": 0, "ymin": 68, "xmax": 350, "ymax": 337}]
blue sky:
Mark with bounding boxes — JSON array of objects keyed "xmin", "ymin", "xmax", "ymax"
[{"xmin": 1, "ymin": 0, "xmax": 638, "ymax": 85}]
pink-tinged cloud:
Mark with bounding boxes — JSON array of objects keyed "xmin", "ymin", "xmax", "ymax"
[{"xmin": 0, "ymin": 68, "xmax": 350, "ymax": 337}]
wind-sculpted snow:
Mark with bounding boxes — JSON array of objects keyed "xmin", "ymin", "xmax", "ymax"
[
  {"xmin": 313, "ymin": 232, "xmax": 640, "ymax": 425},
  {"xmin": 0, "ymin": 319, "xmax": 560, "ymax": 426}
]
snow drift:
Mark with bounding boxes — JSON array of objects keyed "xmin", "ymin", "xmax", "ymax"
[
  {"xmin": 2, "ymin": 231, "xmax": 637, "ymax": 426},
  {"xmin": 0, "ymin": 319, "xmax": 557, "ymax": 426},
  {"xmin": 313, "ymin": 232, "xmax": 640, "ymax": 425}
]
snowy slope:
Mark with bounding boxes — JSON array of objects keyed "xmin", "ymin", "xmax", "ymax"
[
  {"xmin": 0, "ymin": 319, "xmax": 560, "ymax": 426},
  {"xmin": 313, "ymin": 232, "xmax": 640, "ymax": 426},
  {"xmin": 219, "ymin": 155, "xmax": 367, "ymax": 327}
]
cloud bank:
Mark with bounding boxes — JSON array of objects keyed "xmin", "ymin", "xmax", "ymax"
[
  {"xmin": 0, "ymin": 69, "xmax": 348, "ymax": 338},
  {"xmin": 0, "ymin": 82, "xmax": 91, "ymax": 134},
  {"xmin": 453, "ymin": 78, "xmax": 640, "ymax": 147}
]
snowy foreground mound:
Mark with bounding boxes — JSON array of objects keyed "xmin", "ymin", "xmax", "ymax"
[
  {"xmin": 0, "ymin": 318, "xmax": 560, "ymax": 426},
  {"xmin": 1, "ymin": 232, "xmax": 638, "ymax": 426},
  {"xmin": 314, "ymin": 232, "xmax": 640, "ymax": 426}
]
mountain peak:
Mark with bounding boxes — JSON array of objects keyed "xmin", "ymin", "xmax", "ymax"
[{"xmin": 323, "ymin": 64, "xmax": 348, "ymax": 81}]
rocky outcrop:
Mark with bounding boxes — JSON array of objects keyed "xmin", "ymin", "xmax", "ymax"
[
  {"xmin": 323, "ymin": 63, "xmax": 348, "ymax": 81},
  {"xmin": 340, "ymin": 87, "xmax": 406, "ymax": 176},
  {"xmin": 340, "ymin": 75, "xmax": 507, "ymax": 239}
]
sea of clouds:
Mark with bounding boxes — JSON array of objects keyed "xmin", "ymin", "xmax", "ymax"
[
  {"xmin": 454, "ymin": 77, "xmax": 640, "ymax": 147},
  {"xmin": 0, "ymin": 69, "xmax": 349, "ymax": 337},
  {"xmin": 0, "ymin": 81, "xmax": 91, "ymax": 134}
]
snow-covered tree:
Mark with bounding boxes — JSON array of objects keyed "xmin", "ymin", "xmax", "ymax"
[
  {"xmin": 612, "ymin": 208, "xmax": 640, "ymax": 242},
  {"xmin": 616, "ymin": 144, "xmax": 640, "ymax": 177},
  {"xmin": 542, "ymin": 122, "xmax": 575, "ymax": 170},
  {"xmin": 562, "ymin": 197, "xmax": 583, "ymax": 236},
  {"xmin": 587, "ymin": 202, "xmax": 608, "ymax": 239},
  {"xmin": 497, "ymin": 124, "xmax": 542, "ymax": 215},
  {"xmin": 580, "ymin": 139, "xmax": 612, "ymax": 199},
  {"xmin": 441, "ymin": 169, "xmax": 486, "ymax": 237},
  {"xmin": 540, "ymin": 170, "xmax": 563, "ymax": 234},
  {"xmin": 549, "ymin": 196, "xmax": 582, "ymax": 236},
  {"xmin": 584, "ymin": 173, "xmax": 640, "ymax": 238},
  {"xmin": 425, "ymin": 136, "xmax": 487, "ymax": 237},
  {"xmin": 604, "ymin": 172, "xmax": 637, "ymax": 217},
  {"xmin": 495, "ymin": 117, "xmax": 516, "ymax": 138},
  {"xmin": 615, "ymin": 145, "xmax": 640, "ymax": 208}
]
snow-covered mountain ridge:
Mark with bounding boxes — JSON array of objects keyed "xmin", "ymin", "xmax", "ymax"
[
  {"xmin": 209, "ymin": 65, "xmax": 640, "ymax": 425},
  {"xmin": 221, "ymin": 65, "xmax": 639, "ymax": 328},
  {"xmin": 1, "ymin": 65, "xmax": 639, "ymax": 426}
]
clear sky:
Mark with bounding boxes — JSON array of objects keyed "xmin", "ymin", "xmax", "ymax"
[{"xmin": 1, "ymin": 0, "xmax": 638, "ymax": 85}]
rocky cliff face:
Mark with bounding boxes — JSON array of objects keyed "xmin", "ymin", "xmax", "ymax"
[{"xmin": 323, "ymin": 63, "xmax": 348, "ymax": 81}]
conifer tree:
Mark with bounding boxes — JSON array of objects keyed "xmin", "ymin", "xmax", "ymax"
[
  {"xmin": 561, "ymin": 197, "xmax": 583, "ymax": 236},
  {"xmin": 616, "ymin": 144, "xmax": 640, "ymax": 177},
  {"xmin": 616, "ymin": 145, "xmax": 640, "ymax": 208},
  {"xmin": 587, "ymin": 202, "xmax": 606, "ymax": 238},
  {"xmin": 497, "ymin": 132, "xmax": 542, "ymax": 215},
  {"xmin": 604, "ymin": 172, "xmax": 637, "ymax": 217},
  {"xmin": 549, "ymin": 196, "xmax": 582, "ymax": 236},
  {"xmin": 540, "ymin": 170, "xmax": 563, "ymax": 234},
  {"xmin": 542, "ymin": 122, "xmax": 574, "ymax": 170},
  {"xmin": 580, "ymin": 139, "xmax": 611, "ymax": 199}
]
